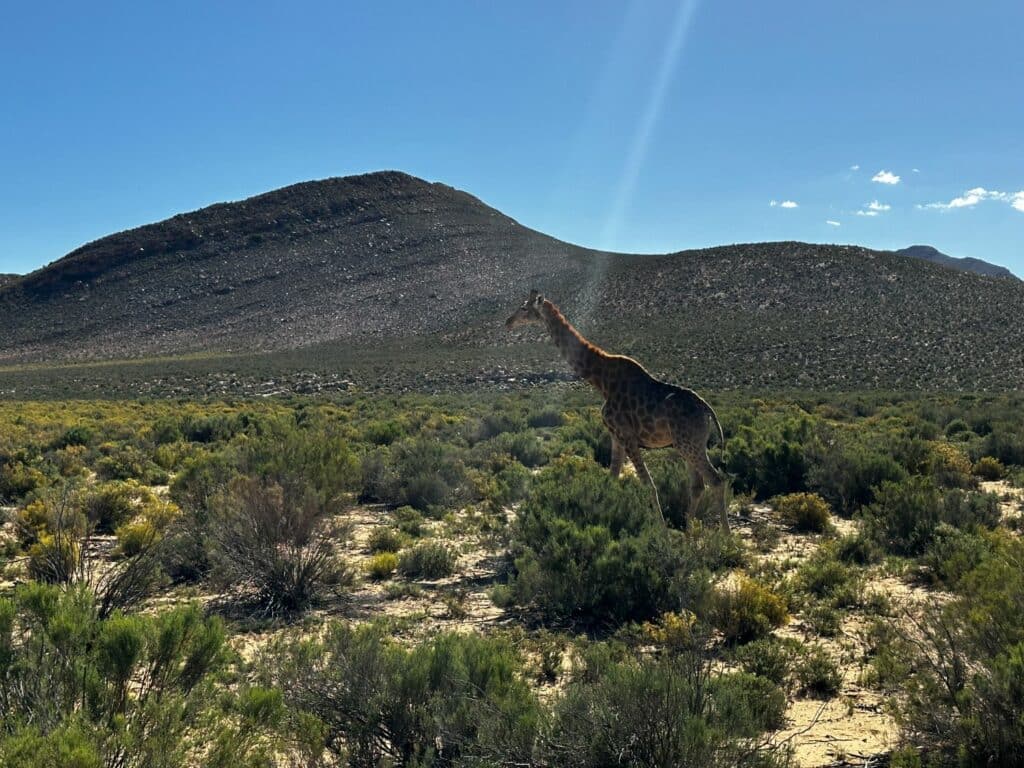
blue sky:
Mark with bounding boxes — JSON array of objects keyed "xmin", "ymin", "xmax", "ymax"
[{"xmin": 1, "ymin": 0, "xmax": 1022, "ymax": 276}]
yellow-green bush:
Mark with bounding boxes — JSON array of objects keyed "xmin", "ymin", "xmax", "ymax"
[
  {"xmin": 929, "ymin": 442, "xmax": 974, "ymax": 488},
  {"xmin": 774, "ymin": 492, "xmax": 832, "ymax": 532},
  {"xmin": 973, "ymin": 456, "xmax": 1006, "ymax": 481},
  {"xmin": 365, "ymin": 552, "xmax": 399, "ymax": 580},
  {"xmin": 710, "ymin": 575, "xmax": 789, "ymax": 644},
  {"xmin": 83, "ymin": 480, "xmax": 157, "ymax": 533}
]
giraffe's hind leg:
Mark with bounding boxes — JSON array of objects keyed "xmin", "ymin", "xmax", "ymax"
[
  {"xmin": 625, "ymin": 445, "xmax": 664, "ymax": 523},
  {"xmin": 693, "ymin": 451, "xmax": 728, "ymax": 530},
  {"xmin": 685, "ymin": 460, "xmax": 704, "ymax": 529}
]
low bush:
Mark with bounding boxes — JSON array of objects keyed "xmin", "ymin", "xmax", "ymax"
[
  {"xmin": 795, "ymin": 645, "xmax": 841, "ymax": 698},
  {"xmin": 365, "ymin": 553, "xmax": 399, "ymax": 580},
  {"xmin": 549, "ymin": 646, "xmax": 791, "ymax": 767},
  {"xmin": 82, "ymin": 480, "xmax": 157, "ymax": 534},
  {"xmin": 973, "ymin": 456, "xmax": 1006, "ymax": 480},
  {"xmin": 360, "ymin": 438, "xmax": 469, "ymax": 512},
  {"xmin": 508, "ymin": 457, "xmax": 712, "ymax": 624},
  {"xmin": 0, "ymin": 584, "xmax": 278, "ymax": 767},
  {"xmin": 733, "ymin": 636, "xmax": 801, "ymax": 687},
  {"xmin": 920, "ymin": 524, "xmax": 992, "ymax": 589},
  {"xmin": 397, "ymin": 541, "xmax": 456, "ymax": 580},
  {"xmin": 929, "ymin": 442, "xmax": 975, "ymax": 489},
  {"xmin": 834, "ymin": 531, "xmax": 883, "ymax": 565},
  {"xmin": 265, "ymin": 623, "xmax": 541, "ymax": 767},
  {"xmin": 796, "ymin": 543, "xmax": 861, "ymax": 606},
  {"xmin": 862, "ymin": 477, "xmax": 999, "ymax": 556},
  {"xmin": 710, "ymin": 576, "xmax": 789, "ymax": 644},
  {"xmin": 26, "ymin": 534, "xmax": 81, "ymax": 584},
  {"xmin": 367, "ymin": 526, "xmax": 404, "ymax": 553},
  {"xmin": 806, "ymin": 435, "xmax": 906, "ymax": 515},
  {"xmin": 208, "ymin": 475, "xmax": 350, "ymax": 616},
  {"xmin": 897, "ymin": 533, "xmax": 1024, "ymax": 765},
  {"xmin": 774, "ymin": 492, "xmax": 832, "ymax": 532}
]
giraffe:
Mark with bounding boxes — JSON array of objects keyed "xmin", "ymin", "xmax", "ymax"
[{"xmin": 506, "ymin": 289, "xmax": 728, "ymax": 529}]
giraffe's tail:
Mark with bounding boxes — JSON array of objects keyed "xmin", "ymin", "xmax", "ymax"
[{"xmin": 707, "ymin": 406, "xmax": 725, "ymax": 450}]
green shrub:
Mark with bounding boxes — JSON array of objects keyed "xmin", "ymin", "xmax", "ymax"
[
  {"xmin": 367, "ymin": 526, "xmax": 404, "ymax": 553},
  {"xmin": 733, "ymin": 636, "xmax": 801, "ymax": 687},
  {"xmin": 795, "ymin": 645, "xmax": 841, "ymax": 698},
  {"xmin": 95, "ymin": 443, "xmax": 166, "ymax": 484},
  {"xmin": 835, "ymin": 531, "xmax": 883, "ymax": 565},
  {"xmin": 549, "ymin": 647, "xmax": 790, "ymax": 767},
  {"xmin": 710, "ymin": 576, "xmax": 789, "ymax": 644},
  {"xmin": 0, "ymin": 461, "xmax": 48, "ymax": 503},
  {"xmin": 397, "ymin": 541, "xmax": 456, "ymax": 580},
  {"xmin": 806, "ymin": 435, "xmax": 906, "ymax": 515},
  {"xmin": 929, "ymin": 441, "xmax": 975, "ymax": 489},
  {"xmin": 527, "ymin": 406, "xmax": 565, "ymax": 428},
  {"xmin": 52, "ymin": 425, "xmax": 94, "ymax": 449},
  {"xmin": 712, "ymin": 671, "xmax": 789, "ymax": 733},
  {"xmin": 796, "ymin": 543, "xmax": 861, "ymax": 606},
  {"xmin": 0, "ymin": 584, "xmax": 275, "ymax": 768},
  {"xmin": 266, "ymin": 623, "xmax": 541, "ymax": 767},
  {"xmin": 920, "ymin": 524, "xmax": 993, "ymax": 589},
  {"xmin": 723, "ymin": 428, "xmax": 809, "ymax": 499},
  {"xmin": 508, "ymin": 457, "xmax": 711, "ymax": 624},
  {"xmin": 209, "ymin": 476, "xmax": 350, "ymax": 615},
  {"xmin": 898, "ymin": 534, "xmax": 1024, "ymax": 765},
  {"xmin": 83, "ymin": 480, "xmax": 156, "ymax": 534},
  {"xmin": 974, "ymin": 456, "xmax": 1007, "ymax": 480},
  {"xmin": 944, "ymin": 418, "xmax": 972, "ymax": 438},
  {"xmin": 365, "ymin": 553, "xmax": 399, "ymax": 580},
  {"xmin": 981, "ymin": 426, "xmax": 1024, "ymax": 467},
  {"xmin": 393, "ymin": 506, "xmax": 425, "ymax": 537},
  {"xmin": 863, "ymin": 477, "xmax": 1000, "ymax": 556},
  {"xmin": 774, "ymin": 492, "xmax": 832, "ymax": 532},
  {"xmin": 360, "ymin": 438, "xmax": 469, "ymax": 512}
]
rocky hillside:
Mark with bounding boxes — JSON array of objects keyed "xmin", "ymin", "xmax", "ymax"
[
  {"xmin": 2, "ymin": 171, "xmax": 1024, "ymax": 391},
  {"xmin": 894, "ymin": 245, "xmax": 1017, "ymax": 280}
]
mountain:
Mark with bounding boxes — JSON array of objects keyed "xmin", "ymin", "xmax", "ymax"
[
  {"xmin": 0, "ymin": 275, "xmax": 19, "ymax": 289},
  {"xmin": 2, "ymin": 171, "xmax": 1024, "ymax": 392},
  {"xmin": 894, "ymin": 245, "xmax": 1016, "ymax": 280}
]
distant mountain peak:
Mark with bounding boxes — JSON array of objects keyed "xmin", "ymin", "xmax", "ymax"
[{"xmin": 894, "ymin": 245, "xmax": 1016, "ymax": 280}]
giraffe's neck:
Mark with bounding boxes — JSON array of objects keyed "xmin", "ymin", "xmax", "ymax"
[{"xmin": 540, "ymin": 300, "xmax": 610, "ymax": 396}]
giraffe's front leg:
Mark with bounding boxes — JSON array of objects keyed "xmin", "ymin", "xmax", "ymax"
[
  {"xmin": 609, "ymin": 436, "xmax": 625, "ymax": 477},
  {"xmin": 625, "ymin": 445, "xmax": 664, "ymax": 523}
]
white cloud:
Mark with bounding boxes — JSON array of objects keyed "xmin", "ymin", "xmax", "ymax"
[
  {"xmin": 920, "ymin": 187, "xmax": 1019, "ymax": 210},
  {"xmin": 780, "ymin": 200, "xmax": 798, "ymax": 208},
  {"xmin": 872, "ymin": 170, "xmax": 901, "ymax": 185},
  {"xmin": 769, "ymin": 200, "xmax": 777, "ymax": 207},
  {"xmin": 826, "ymin": 220, "xmax": 841, "ymax": 226},
  {"xmin": 866, "ymin": 200, "xmax": 891, "ymax": 211},
  {"xmin": 912, "ymin": 168, "xmax": 920, "ymax": 173},
  {"xmin": 850, "ymin": 164, "xmax": 860, "ymax": 171},
  {"xmin": 856, "ymin": 210, "xmax": 879, "ymax": 217}
]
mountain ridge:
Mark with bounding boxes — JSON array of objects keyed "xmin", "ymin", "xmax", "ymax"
[
  {"xmin": 893, "ymin": 245, "xmax": 1016, "ymax": 280},
  {"xmin": 2, "ymin": 171, "xmax": 1024, "ymax": 391}
]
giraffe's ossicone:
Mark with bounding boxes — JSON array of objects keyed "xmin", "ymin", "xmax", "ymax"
[{"xmin": 506, "ymin": 289, "xmax": 728, "ymax": 529}]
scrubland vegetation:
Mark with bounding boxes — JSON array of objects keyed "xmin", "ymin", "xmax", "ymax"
[{"xmin": 1, "ymin": 389, "xmax": 1023, "ymax": 766}]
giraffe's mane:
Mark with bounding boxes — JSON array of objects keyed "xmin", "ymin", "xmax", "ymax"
[{"xmin": 541, "ymin": 299, "xmax": 610, "ymax": 359}]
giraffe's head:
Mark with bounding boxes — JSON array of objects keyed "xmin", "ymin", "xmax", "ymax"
[{"xmin": 505, "ymin": 289, "xmax": 545, "ymax": 330}]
